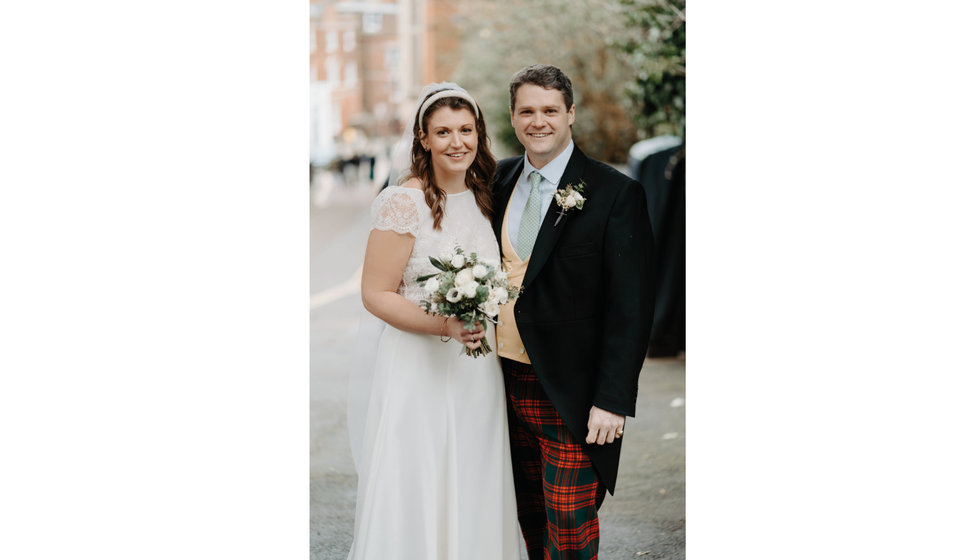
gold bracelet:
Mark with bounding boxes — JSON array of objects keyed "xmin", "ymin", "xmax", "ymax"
[{"xmin": 439, "ymin": 318, "xmax": 451, "ymax": 343}]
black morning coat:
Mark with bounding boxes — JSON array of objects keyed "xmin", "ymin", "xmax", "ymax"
[{"xmin": 492, "ymin": 145, "xmax": 657, "ymax": 495}]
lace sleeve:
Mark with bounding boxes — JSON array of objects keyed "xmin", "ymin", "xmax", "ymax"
[{"xmin": 370, "ymin": 189, "xmax": 423, "ymax": 236}]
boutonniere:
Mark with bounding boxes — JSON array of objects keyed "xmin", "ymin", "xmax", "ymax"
[{"xmin": 553, "ymin": 179, "xmax": 587, "ymax": 226}]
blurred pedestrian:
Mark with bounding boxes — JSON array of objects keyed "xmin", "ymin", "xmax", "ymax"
[
  {"xmin": 346, "ymin": 83, "xmax": 521, "ymax": 559},
  {"xmin": 492, "ymin": 64, "xmax": 656, "ymax": 559}
]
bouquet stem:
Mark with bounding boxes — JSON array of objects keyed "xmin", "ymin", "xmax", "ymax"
[{"xmin": 464, "ymin": 337, "xmax": 493, "ymax": 358}]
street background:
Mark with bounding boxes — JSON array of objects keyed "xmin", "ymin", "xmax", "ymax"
[
  {"xmin": 310, "ymin": 3, "xmax": 688, "ymax": 554},
  {"xmin": 6, "ymin": 3, "xmax": 980, "ymax": 560},
  {"xmin": 309, "ymin": 172, "xmax": 686, "ymax": 559}
]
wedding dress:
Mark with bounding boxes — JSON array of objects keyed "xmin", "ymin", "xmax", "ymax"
[{"xmin": 347, "ymin": 185, "xmax": 521, "ymax": 559}]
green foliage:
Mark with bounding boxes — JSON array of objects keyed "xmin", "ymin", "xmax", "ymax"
[
  {"xmin": 451, "ymin": 0, "xmax": 685, "ymax": 160},
  {"xmin": 453, "ymin": 0, "xmax": 640, "ymax": 163},
  {"xmin": 616, "ymin": 0, "xmax": 686, "ymax": 138},
  {"xmin": 429, "ymin": 256, "xmax": 449, "ymax": 272}
]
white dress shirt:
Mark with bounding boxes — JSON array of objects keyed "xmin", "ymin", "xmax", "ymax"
[{"xmin": 506, "ymin": 141, "xmax": 575, "ymax": 251}]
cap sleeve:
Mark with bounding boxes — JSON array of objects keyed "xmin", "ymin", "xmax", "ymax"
[{"xmin": 370, "ymin": 188, "xmax": 424, "ymax": 236}]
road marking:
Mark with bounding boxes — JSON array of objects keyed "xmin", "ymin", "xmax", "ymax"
[
  {"xmin": 310, "ymin": 265, "xmax": 363, "ymax": 309},
  {"xmin": 670, "ymin": 397, "xmax": 684, "ymax": 407}
]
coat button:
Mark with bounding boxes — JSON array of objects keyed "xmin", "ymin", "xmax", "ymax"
[{"xmin": 518, "ymin": 348, "xmax": 525, "ymax": 354}]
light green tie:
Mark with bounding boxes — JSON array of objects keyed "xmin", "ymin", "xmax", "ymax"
[{"xmin": 516, "ymin": 171, "xmax": 543, "ymax": 261}]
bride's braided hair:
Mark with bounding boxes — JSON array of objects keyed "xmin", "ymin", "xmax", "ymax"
[{"xmin": 408, "ymin": 91, "xmax": 496, "ymax": 230}]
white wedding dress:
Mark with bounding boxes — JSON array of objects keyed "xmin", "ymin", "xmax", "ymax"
[{"xmin": 347, "ymin": 186, "xmax": 521, "ymax": 560}]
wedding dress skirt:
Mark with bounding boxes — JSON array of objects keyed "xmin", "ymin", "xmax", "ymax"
[{"xmin": 347, "ymin": 187, "xmax": 521, "ymax": 559}]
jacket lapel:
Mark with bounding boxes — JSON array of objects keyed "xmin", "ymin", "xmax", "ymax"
[
  {"xmin": 492, "ymin": 159, "xmax": 523, "ymax": 246},
  {"xmin": 523, "ymin": 146, "xmax": 588, "ymax": 288}
]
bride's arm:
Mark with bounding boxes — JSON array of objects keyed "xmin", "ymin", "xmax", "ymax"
[{"xmin": 361, "ymin": 229, "xmax": 484, "ymax": 349}]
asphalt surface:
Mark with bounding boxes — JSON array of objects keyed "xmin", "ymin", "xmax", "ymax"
[{"xmin": 310, "ymin": 171, "xmax": 686, "ymax": 559}]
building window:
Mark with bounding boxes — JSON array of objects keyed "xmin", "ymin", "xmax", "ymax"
[
  {"xmin": 344, "ymin": 61, "xmax": 358, "ymax": 86},
  {"xmin": 363, "ymin": 12, "xmax": 382, "ymax": 34},
  {"xmin": 343, "ymin": 30, "xmax": 356, "ymax": 52},
  {"xmin": 327, "ymin": 58, "xmax": 340, "ymax": 84},
  {"xmin": 310, "ymin": 28, "xmax": 317, "ymax": 53},
  {"xmin": 326, "ymin": 31, "xmax": 338, "ymax": 53}
]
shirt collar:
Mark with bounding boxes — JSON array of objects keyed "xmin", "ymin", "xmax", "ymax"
[{"xmin": 521, "ymin": 141, "xmax": 575, "ymax": 188}]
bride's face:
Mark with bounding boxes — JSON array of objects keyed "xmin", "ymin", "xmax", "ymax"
[{"xmin": 420, "ymin": 106, "xmax": 478, "ymax": 180}]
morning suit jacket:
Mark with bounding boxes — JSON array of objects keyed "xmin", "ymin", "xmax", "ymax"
[{"xmin": 492, "ymin": 145, "xmax": 656, "ymax": 494}]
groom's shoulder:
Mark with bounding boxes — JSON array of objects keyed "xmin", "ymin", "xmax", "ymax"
[
  {"xmin": 496, "ymin": 155, "xmax": 523, "ymax": 174},
  {"xmin": 583, "ymin": 154, "xmax": 638, "ymax": 190},
  {"xmin": 492, "ymin": 155, "xmax": 523, "ymax": 191}
]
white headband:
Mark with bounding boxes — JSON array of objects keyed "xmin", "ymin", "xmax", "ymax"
[{"xmin": 417, "ymin": 89, "xmax": 480, "ymax": 130}]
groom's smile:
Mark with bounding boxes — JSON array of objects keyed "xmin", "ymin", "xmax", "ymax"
[{"xmin": 510, "ymin": 84, "xmax": 575, "ymax": 169}]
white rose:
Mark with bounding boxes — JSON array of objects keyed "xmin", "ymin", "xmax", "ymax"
[
  {"xmin": 479, "ymin": 300, "xmax": 500, "ymax": 317},
  {"xmin": 445, "ymin": 288, "xmax": 462, "ymax": 303},
  {"xmin": 572, "ymin": 192, "xmax": 586, "ymax": 205},
  {"xmin": 424, "ymin": 277, "xmax": 440, "ymax": 294},
  {"xmin": 492, "ymin": 286, "xmax": 510, "ymax": 304},
  {"xmin": 439, "ymin": 249, "xmax": 453, "ymax": 262},
  {"xmin": 460, "ymin": 281, "xmax": 479, "ymax": 299},
  {"xmin": 450, "ymin": 254, "xmax": 466, "ymax": 269},
  {"xmin": 454, "ymin": 267, "xmax": 474, "ymax": 287},
  {"xmin": 472, "ymin": 264, "xmax": 488, "ymax": 279}
]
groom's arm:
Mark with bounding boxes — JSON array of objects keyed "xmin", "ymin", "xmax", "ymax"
[{"xmin": 591, "ymin": 177, "xmax": 656, "ymax": 419}]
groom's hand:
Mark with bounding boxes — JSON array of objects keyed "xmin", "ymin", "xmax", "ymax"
[{"xmin": 585, "ymin": 406, "xmax": 625, "ymax": 445}]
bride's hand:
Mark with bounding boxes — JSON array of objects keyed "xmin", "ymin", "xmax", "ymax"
[{"xmin": 446, "ymin": 318, "xmax": 485, "ymax": 350}]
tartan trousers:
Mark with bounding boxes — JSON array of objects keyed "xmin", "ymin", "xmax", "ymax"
[{"xmin": 502, "ymin": 358, "xmax": 606, "ymax": 560}]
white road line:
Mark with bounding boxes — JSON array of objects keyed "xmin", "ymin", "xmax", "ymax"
[{"xmin": 310, "ymin": 265, "xmax": 363, "ymax": 309}]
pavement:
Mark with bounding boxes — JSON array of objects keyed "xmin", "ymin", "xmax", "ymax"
[{"xmin": 309, "ymin": 170, "xmax": 686, "ymax": 559}]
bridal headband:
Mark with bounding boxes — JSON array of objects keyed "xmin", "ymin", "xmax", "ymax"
[
  {"xmin": 388, "ymin": 82, "xmax": 478, "ymax": 186},
  {"xmin": 417, "ymin": 88, "xmax": 480, "ymax": 129}
]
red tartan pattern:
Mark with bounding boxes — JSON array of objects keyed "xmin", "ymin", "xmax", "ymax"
[{"xmin": 503, "ymin": 358, "xmax": 605, "ymax": 560}]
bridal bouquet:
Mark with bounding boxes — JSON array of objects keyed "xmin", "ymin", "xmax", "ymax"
[{"xmin": 416, "ymin": 246, "xmax": 520, "ymax": 358}]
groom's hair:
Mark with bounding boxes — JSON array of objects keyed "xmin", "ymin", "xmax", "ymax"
[{"xmin": 509, "ymin": 64, "xmax": 574, "ymax": 111}]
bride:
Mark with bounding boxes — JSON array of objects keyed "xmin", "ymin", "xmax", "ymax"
[{"xmin": 346, "ymin": 83, "xmax": 521, "ymax": 559}]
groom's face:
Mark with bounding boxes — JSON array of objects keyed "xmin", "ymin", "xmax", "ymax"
[{"xmin": 510, "ymin": 84, "xmax": 575, "ymax": 169}]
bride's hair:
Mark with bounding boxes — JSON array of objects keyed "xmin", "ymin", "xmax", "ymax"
[{"xmin": 409, "ymin": 91, "xmax": 496, "ymax": 230}]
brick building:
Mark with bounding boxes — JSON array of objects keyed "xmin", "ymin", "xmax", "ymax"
[{"xmin": 310, "ymin": 0, "xmax": 462, "ymax": 165}]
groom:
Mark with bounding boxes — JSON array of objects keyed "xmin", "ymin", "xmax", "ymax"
[{"xmin": 493, "ymin": 64, "xmax": 656, "ymax": 559}]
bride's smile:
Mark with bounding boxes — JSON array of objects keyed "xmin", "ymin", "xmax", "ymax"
[{"xmin": 421, "ymin": 106, "xmax": 478, "ymax": 188}]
